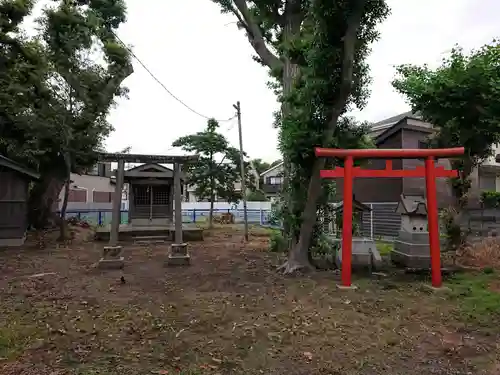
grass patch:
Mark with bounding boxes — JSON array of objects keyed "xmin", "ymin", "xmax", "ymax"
[
  {"xmin": 447, "ymin": 269, "xmax": 500, "ymax": 325},
  {"xmin": 376, "ymin": 241, "xmax": 393, "ymax": 256},
  {"xmin": 1, "ymin": 228, "xmax": 499, "ymax": 374},
  {"xmin": 0, "ymin": 323, "xmax": 40, "ymax": 359}
]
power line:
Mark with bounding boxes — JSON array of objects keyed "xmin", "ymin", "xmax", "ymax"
[
  {"xmin": 111, "ymin": 31, "xmax": 236, "ymax": 123},
  {"xmin": 224, "ymin": 117, "xmax": 237, "ymax": 132}
]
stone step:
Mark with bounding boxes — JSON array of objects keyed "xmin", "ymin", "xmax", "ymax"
[{"xmin": 133, "ymin": 235, "xmax": 170, "ymax": 244}]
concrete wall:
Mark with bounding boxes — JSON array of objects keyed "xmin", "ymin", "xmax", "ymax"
[{"xmin": 57, "ymin": 173, "xmax": 129, "ymax": 211}]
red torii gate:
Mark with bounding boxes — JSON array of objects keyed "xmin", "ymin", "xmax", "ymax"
[{"xmin": 315, "ymin": 147, "xmax": 465, "ymax": 289}]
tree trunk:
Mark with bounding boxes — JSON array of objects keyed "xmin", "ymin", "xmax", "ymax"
[
  {"xmin": 58, "ymin": 152, "xmax": 71, "ymax": 241},
  {"xmin": 28, "ymin": 172, "xmax": 65, "ymax": 229},
  {"xmin": 58, "ymin": 177, "xmax": 70, "ymax": 241},
  {"xmin": 445, "ymin": 159, "xmax": 475, "ymax": 250},
  {"xmin": 280, "ymin": 0, "xmax": 367, "ymax": 273},
  {"xmin": 281, "ymin": 2, "xmax": 302, "ymax": 248},
  {"xmin": 208, "ymin": 153, "xmax": 215, "ymax": 229},
  {"xmin": 209, "ymin": 191, "xmax": 215, "ymax": 229}
]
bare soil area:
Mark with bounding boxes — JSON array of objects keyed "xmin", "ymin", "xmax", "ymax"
[{"xmin": 0, "ymin": 227, "xmax": 499, "ymax": 375}]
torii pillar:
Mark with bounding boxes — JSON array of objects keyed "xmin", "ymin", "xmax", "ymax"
[
  {"xmin": 95, "ymin": 152, "xmax": 199, "ymax": 269},
  {"xmin": 166, "ymin": 161, "xmax": 190, "ymax": 265}
]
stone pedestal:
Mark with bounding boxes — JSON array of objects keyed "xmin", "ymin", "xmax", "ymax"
[
  {"xmin": 392, "ymin": 230, "xmax": 431, "ymax": 268},
  {"xmin": 336, "ymin": 237, "xmax": 382, "ymax": 270},
  {"xmin": 166, "ymin": 243, "xmax": 190, "ymax": 266},
  {"xmin": 98, "ymin": 245, "xmax": 124, "ymax": 269}
]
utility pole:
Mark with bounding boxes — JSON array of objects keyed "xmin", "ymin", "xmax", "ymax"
[{"xmin": 233, "ymin": 101, "xmax": 249, "ymax": 241}]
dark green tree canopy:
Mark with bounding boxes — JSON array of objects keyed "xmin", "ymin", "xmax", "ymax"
[
  {"xmin": 393, "ymin": 41, "xmax": 500, "ymax": 249},
  {"xmin": 211, "ymin": 0, "xmax": 389, "ymax": 271},
  {"xmin": 393, "ymin": 42, "xmax": 500, "ymax": 165},
  {"xmin": 0, "ymin": 0, "xmax": 132, "ymax": 171},
  {"xmin": 173, "ymin": 119, "xmax": 253, "ymax": 204},
  {"xmin": 0, "ymin": 0, "xmax": 133, "ymax": 227}
]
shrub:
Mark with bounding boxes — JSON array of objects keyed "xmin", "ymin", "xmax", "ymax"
[
  {"xmin": 481, "ymin": 191, "xmax": 500, "ymax": 208},
  {"xmin": 311, "ymin": 233, "xmax": 338, "ymax": 262},
  {"xmin": 269, "ymin": 231, "xmax": 287, "ymax": 253}
]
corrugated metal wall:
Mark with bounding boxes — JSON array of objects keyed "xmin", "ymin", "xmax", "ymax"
[
  {"xmin": 323, "ymin": 201, "xmax": 401, "ymax": 240},
  {"xmin": 361, "ymin": 202, "xmax": 400, "ymax": 239}
]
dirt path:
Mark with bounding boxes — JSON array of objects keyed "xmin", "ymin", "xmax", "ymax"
[{"xmin": 0, "ymin": 228, "xmax": 498, "ymax": 374}]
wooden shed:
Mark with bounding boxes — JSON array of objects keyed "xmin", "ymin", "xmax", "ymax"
[{"xmin": 0, "ymin": 155, "xmax": 39, "ymax": 247}]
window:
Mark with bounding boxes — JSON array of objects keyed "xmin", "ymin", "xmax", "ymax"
[
  {"xmin": 479, "ymin": 173, "xmax": 496, "ymax": 192},
  {"xmin": 269, "ymin": 176, "xmax": 283, "ymax": 185},
  {"xmin": 93, "ymin": 191, "xmax": 112, "ymax": 203},
  {"xmin": 68, "ymin": 189, "xmax": 87, "ymax": 202}
]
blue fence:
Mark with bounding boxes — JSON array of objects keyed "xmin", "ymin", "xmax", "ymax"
[{"xmin": 61, "ymin": 208, "xmax": 273, "ymax": 226}]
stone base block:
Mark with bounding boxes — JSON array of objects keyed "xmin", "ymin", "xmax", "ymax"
[
  {"xmin": 166, "ymin": 243, "xmax": 190, "ymax": 266},
  {"xmin": 166, "ymin": 255, "xmax": 191, "ymax": 266},
  {"xmin": 422, "ymin": 284, "xmax": 451, "ymax": 293},
  {"xmin": 391, "ymin": 248, "xmax": 432, "ymax": 269},
  {"xmin": 336, "ymin": 284, "xmax": 358, "ymax": 290},
  {"xmin": 98, "ymin": 257, "xmax": 124, "ymax": 269},
  {"xmin": 336, "ymin": 238, "xmax": 382, "ymax": 270},
  {"xmin": 103, "ymin": 245, "xmax": 123, "ymax": 258}
]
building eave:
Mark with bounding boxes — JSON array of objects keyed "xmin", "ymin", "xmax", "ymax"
[
  {"xmin": 260, "ymin": 162, "xmax": 283, "ymax": 177},
  {"xmin": 0, "ymin": 154, "xmax": 40, "ymax": 180}
]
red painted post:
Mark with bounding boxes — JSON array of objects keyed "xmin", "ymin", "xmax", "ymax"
[
  {"xmin": 424, "ymin": 156, "xmax": 442, "ymax": 288},
  {"xmin": 341, "ymin": 156, "xmax": 354, "ymax": 287}
]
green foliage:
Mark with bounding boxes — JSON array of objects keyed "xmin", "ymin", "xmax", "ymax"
[
  {"xmin": 480, "ymin": 191, "xmax": 500, "ymax": 208},
  {"xmin": 267, "ymin": 198, "xmax": 283, "ymax": 226},
  {"xmin": 376, "ymin": 241, "xmax": 393, "ymax": 256},
  {"xmin": 393, "ymin": 41, "xmax": 500, "ymax": 249},
  {"xmin": 332, "ymin": 210, "xmax": 362, "ymax": 238},
  {"xmin": 310, "ymin": 233, "xmax": 338, "ymax": 263},
  {"xmin": 393, "ymin": 42, "xmax": 500, "ymax": 165},
  {"xmin": 0, "ymin": 0, "xmax": 132, "ymax": 170},
  {"xmin": 276, "ymin": 1, "xmax": 389, "ymax": 249},
  {"xmin": 269, "ymin": 230, "xmax": 287, "ymax": 253},
  {"xmin": 173, "ymin": 119, "xmax": 252, "ymax": 204},
  {"xmin": 0, "ymin": 0, "xmax": 133, "ymax": 227},
  {"xmin": 448, "ymin": 270, "xmax": 500, "ymax": 326},
  {"xmin": 211, "ymin": 0, "xmax": 389, "ymax": 261},
  {"xmin": 247, "ymin": 189, "xmax": 267, "ymax": 201}
]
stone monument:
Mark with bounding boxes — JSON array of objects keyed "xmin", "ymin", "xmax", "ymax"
[
  {"xmin": 333, "ymin": 198, "xmax": 382, "ymax": 270},
  {"xmin": 392, "ymin": 194, "xmax": 431, "ymax": 268}
]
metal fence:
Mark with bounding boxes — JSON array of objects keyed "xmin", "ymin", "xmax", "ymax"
[
  {"xmin": 62, "ymin": 208, "xmax": 273, "ymax": 226},
  {"xmin": 61, "ymin": 202, "xmax": 401, "ymax": 238},
  {"xmin": 322, "ymin": 202, "xmax": 400, "ymax": 240}
]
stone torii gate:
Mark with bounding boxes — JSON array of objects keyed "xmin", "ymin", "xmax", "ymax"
[{"xmin": 97, "ymin": 152, "xmax": 199, "ymax": 268}]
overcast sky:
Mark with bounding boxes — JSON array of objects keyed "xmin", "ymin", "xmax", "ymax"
[{"xmin": 103, "ymin": 0, "xmax": 499, "ymax": 163}]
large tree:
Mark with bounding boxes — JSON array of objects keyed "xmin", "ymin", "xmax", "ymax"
[
  {"xmin": 0, "ymin": 0, "xmax": 133, "ymax": 230},
  {"xmin": 212, "ymin": 0, "xmax": 389, "ymax": 272},
  {"xmin": 173, "ymin": 119, "xmax": 253, "ymax": 228},
  {"xmin": 392, "ymin": 42, "xmax": 500, "ymax": 249}
]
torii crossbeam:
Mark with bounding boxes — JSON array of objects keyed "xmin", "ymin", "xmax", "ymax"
[{"xmin": 315, "ymin": 147, "xmax": 465, "ymax": 289}]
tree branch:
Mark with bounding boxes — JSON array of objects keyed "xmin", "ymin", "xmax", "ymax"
[
  {"xmin": 326, "ymin": 0, "xmax": 367, "ymax": 131},
  {"xmin": 230, "ymin": 0, "xmax": 283, "ymax": 71}
]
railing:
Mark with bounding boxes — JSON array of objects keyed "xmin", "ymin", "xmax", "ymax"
[
  {"xmin": 59, "ymin": 208, "xmax": 273, "ymax": 226},
  {"xmin": 59, "ymin": 201, "xmax": 403, "ymax": 239}
]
